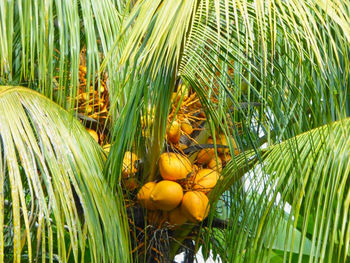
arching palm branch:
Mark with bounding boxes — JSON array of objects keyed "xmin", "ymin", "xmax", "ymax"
[{"xmin": 0, "ymin": 87, "xmax": 129, "ymax": 262}]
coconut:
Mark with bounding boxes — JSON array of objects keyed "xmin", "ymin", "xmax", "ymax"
[
  {"xmin": 122, "ymin": 151, "xmax": 138, "ymax": 177},
  {"xmin": 167, "ymin": 120, "xmax": 181, "ymax": 144},
  {"xmin": 137, "ymin": 182, "xmax": 158, "ymax": 210},
  {"xmin": 103, "ymin": 144, "xmax": 111, "ymax": 154},
  {"xmin": 217, "ymin": 134, "xmax": 239, "ymax": 155},
  {"xmin": 181, "ymin": 191, "xmax": 210, "ymax": 222},
  {"xmin": 193, "ymin": 169, "xmax": 219, "ymax": 193},
  {"xmin": 81, "ymin": 92, "xmax": 90, "ymax": 101},
  {"xmin": 178, "ymin": 84, "xmax": 189, "ymax": 100},
  {"xmin": 181, "ymin": 119, "xmax": 193, "ymax": 135},
  {"xmin": 216, "ymin": 134, "xmax": 227, "ymax": 153},
  {"xmin": 171, "ymin": 92, "xmax": 178, "ymax": 102},
  {"xmin": 168, "ymin": 207, "xmax": 188, "ymax": 227},
  {"xmin": 172, "ymin": 84, "xmax": 189, "ymax": 102},
  {"xmin": 207, "ymin": 158, "xmax": 222, "ymax": 172},
  {"xmin": 219, "ymin": 153, "xmax": 232, "ymax": 164},
  {"xmin": 159, "ymin": 153, "xmax": 192, "ymax": 181},
  {"xmin": 87, "ymin": 128, "xmax": 99, "ymax": 143},
  {"xmin": 150, "ymin": 181, "xmax": 183, "ymax": 211},
  {"xmin": 196, "ymin": 148, "xmax": 215, "ymax": 165},
  {"xmin": 196, "ymin": 137, "xmax": 216, "ymax": 164}
]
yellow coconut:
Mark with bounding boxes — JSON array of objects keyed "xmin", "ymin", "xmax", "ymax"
[
  {"xmin": 216, "ymin": 134, "xmax": 227, "ymax": 153},
  {"xmin": 167, "ymin": 120, "xmax": 181, "ymax": 144},
  {"xmin": 171, "ymin": 92, "xmax": 179, "ymax": 102},
  {"xmin": 122, "ymin": 151, "xmax": 138, "ymax": 177},
  {"xmin": 168, "ymin": 207, "xmax": 188, "ymax": 227},
  {"xmin": 103, "ymin": 144, "xmax": 111, "ymax": 154},
  {"xmin": 196, "ymin": 148, "xmax": 215, "ymax": 165},
  {"xmin": 178, "ymin": 84, "xmax": 189, "ymax": 100},
  {"xmin": 217, "ymin": 134, "xmax": 239, "ymax": 155},
  {"xmin": 150, "ymin": 181, "xmax": 183, "ymax": 211},
  {"xmin": 207, "ymin": 158, "xmax": 222, "ymax": 172},
  {"xmin": 181, "ymin": 191, "xmax": 210, "ymax": 222},
  {"xmin": 193, "ymin": 169, "xmax": 219, "ymax": 193},
  {"xmin": 137, "ymin": 182, "xmax": 158, "ymax": 210},
  {"xmin": 181, "ymin": 119, "xmax": 193, "ymax": 135},
  {"xmin": 219, "ymin": 153, "xmax": 232, "ymax": 164},
  {"xmin": 81, "ymin": 92, "xmax": 90, "ymax": 101},
  {"xmin": 159, "ymin": 153, "xmax": 192, "ymax": 181},
  {"xmin": 172, "ymin": 84, "xmax": 189, "ymax": 102},
  {"xmin": 87, "ymin": 128, "xmax": 99, "ymax": 143}
]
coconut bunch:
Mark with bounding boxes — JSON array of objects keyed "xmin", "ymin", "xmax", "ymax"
[
  {"xmin": 166, "ymin": 84, "xmax": 206, "ymax": 148},
  {"xmin": 76, "ymin": 65, "xmax": 109, "ymax": 117},
  {"xmin": 129, "ymin": 87, "xmax": 242, "ymax": 261},
  {"xmin": 137, "ymin": 152, "xmax": 221, "ymax": 228},
  {"xmin": 196, "ymin": 133, "xmax": 240, "ymax": 171},
  {"xmin": 73, "ymin": 49, "xmax": 110, "ymax": 145}
]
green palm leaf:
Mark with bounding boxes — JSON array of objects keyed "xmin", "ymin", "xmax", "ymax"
[
  {"xmin": 217, "ymin": 119, "xmax": 350, "ymax": 262},
  {"xmin": 0, "ymin": 0, "xmax": 124, "ymax": 112},
  {"xmin": 0, "ymin": 86, "xmax": 129, "ymax": 262}
]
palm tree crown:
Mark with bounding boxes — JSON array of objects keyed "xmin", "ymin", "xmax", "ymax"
[{"xmin": 0, "ymin": 0, "xmax": 349, "ymax": 262}]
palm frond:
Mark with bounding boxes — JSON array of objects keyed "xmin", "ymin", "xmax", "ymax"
[
  {"xmin": 216, "ymin": 119, "xmax": 350, "ymax": 262},
  {"xmin": 0, "ymin": 86, "xmax": 129, "ymax": 262},
  {"xmin": 0, "ymin": 0, "xmax": 124, "ymax": 112},
  {"xmin": 118, "ymin": 0, "xmax": 197, "ymax": 78},
  {"xmin": 179, "ymin": 0, "xmax": 350, "ymax": 133}
]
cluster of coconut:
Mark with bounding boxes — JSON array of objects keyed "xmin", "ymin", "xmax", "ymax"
[
  {"xmin": 137, "ymin": 152, "xmax": 220, "ymax": 227},
  {"xmin": 196, "ymin": 133, "xmax": 240, "ymax": 170},
  {"xmin": 76, "ymin": 49, "xmax": 110, "ymax": 145},
  {"xmin": 166, "ymin": 119, "xmax": 193, "ymax": 146},
  {"xmin": 166, "ymin": 85, "xmax": 205, "ymax": 148}
]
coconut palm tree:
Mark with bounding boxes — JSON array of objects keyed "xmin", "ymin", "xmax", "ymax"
[{"xmin": 0, "ymin": 0, "xmax": 349, "ymax": 262}]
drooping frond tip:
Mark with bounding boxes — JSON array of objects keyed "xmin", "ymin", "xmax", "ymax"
[{"xmin": 0, "ymin": 86, "xmax": 129, "ymax": 263}]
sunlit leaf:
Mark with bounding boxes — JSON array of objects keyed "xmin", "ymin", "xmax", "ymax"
[{"xmin": 0, "ymin": 86, "xmax": 129, "ymax": 262}]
